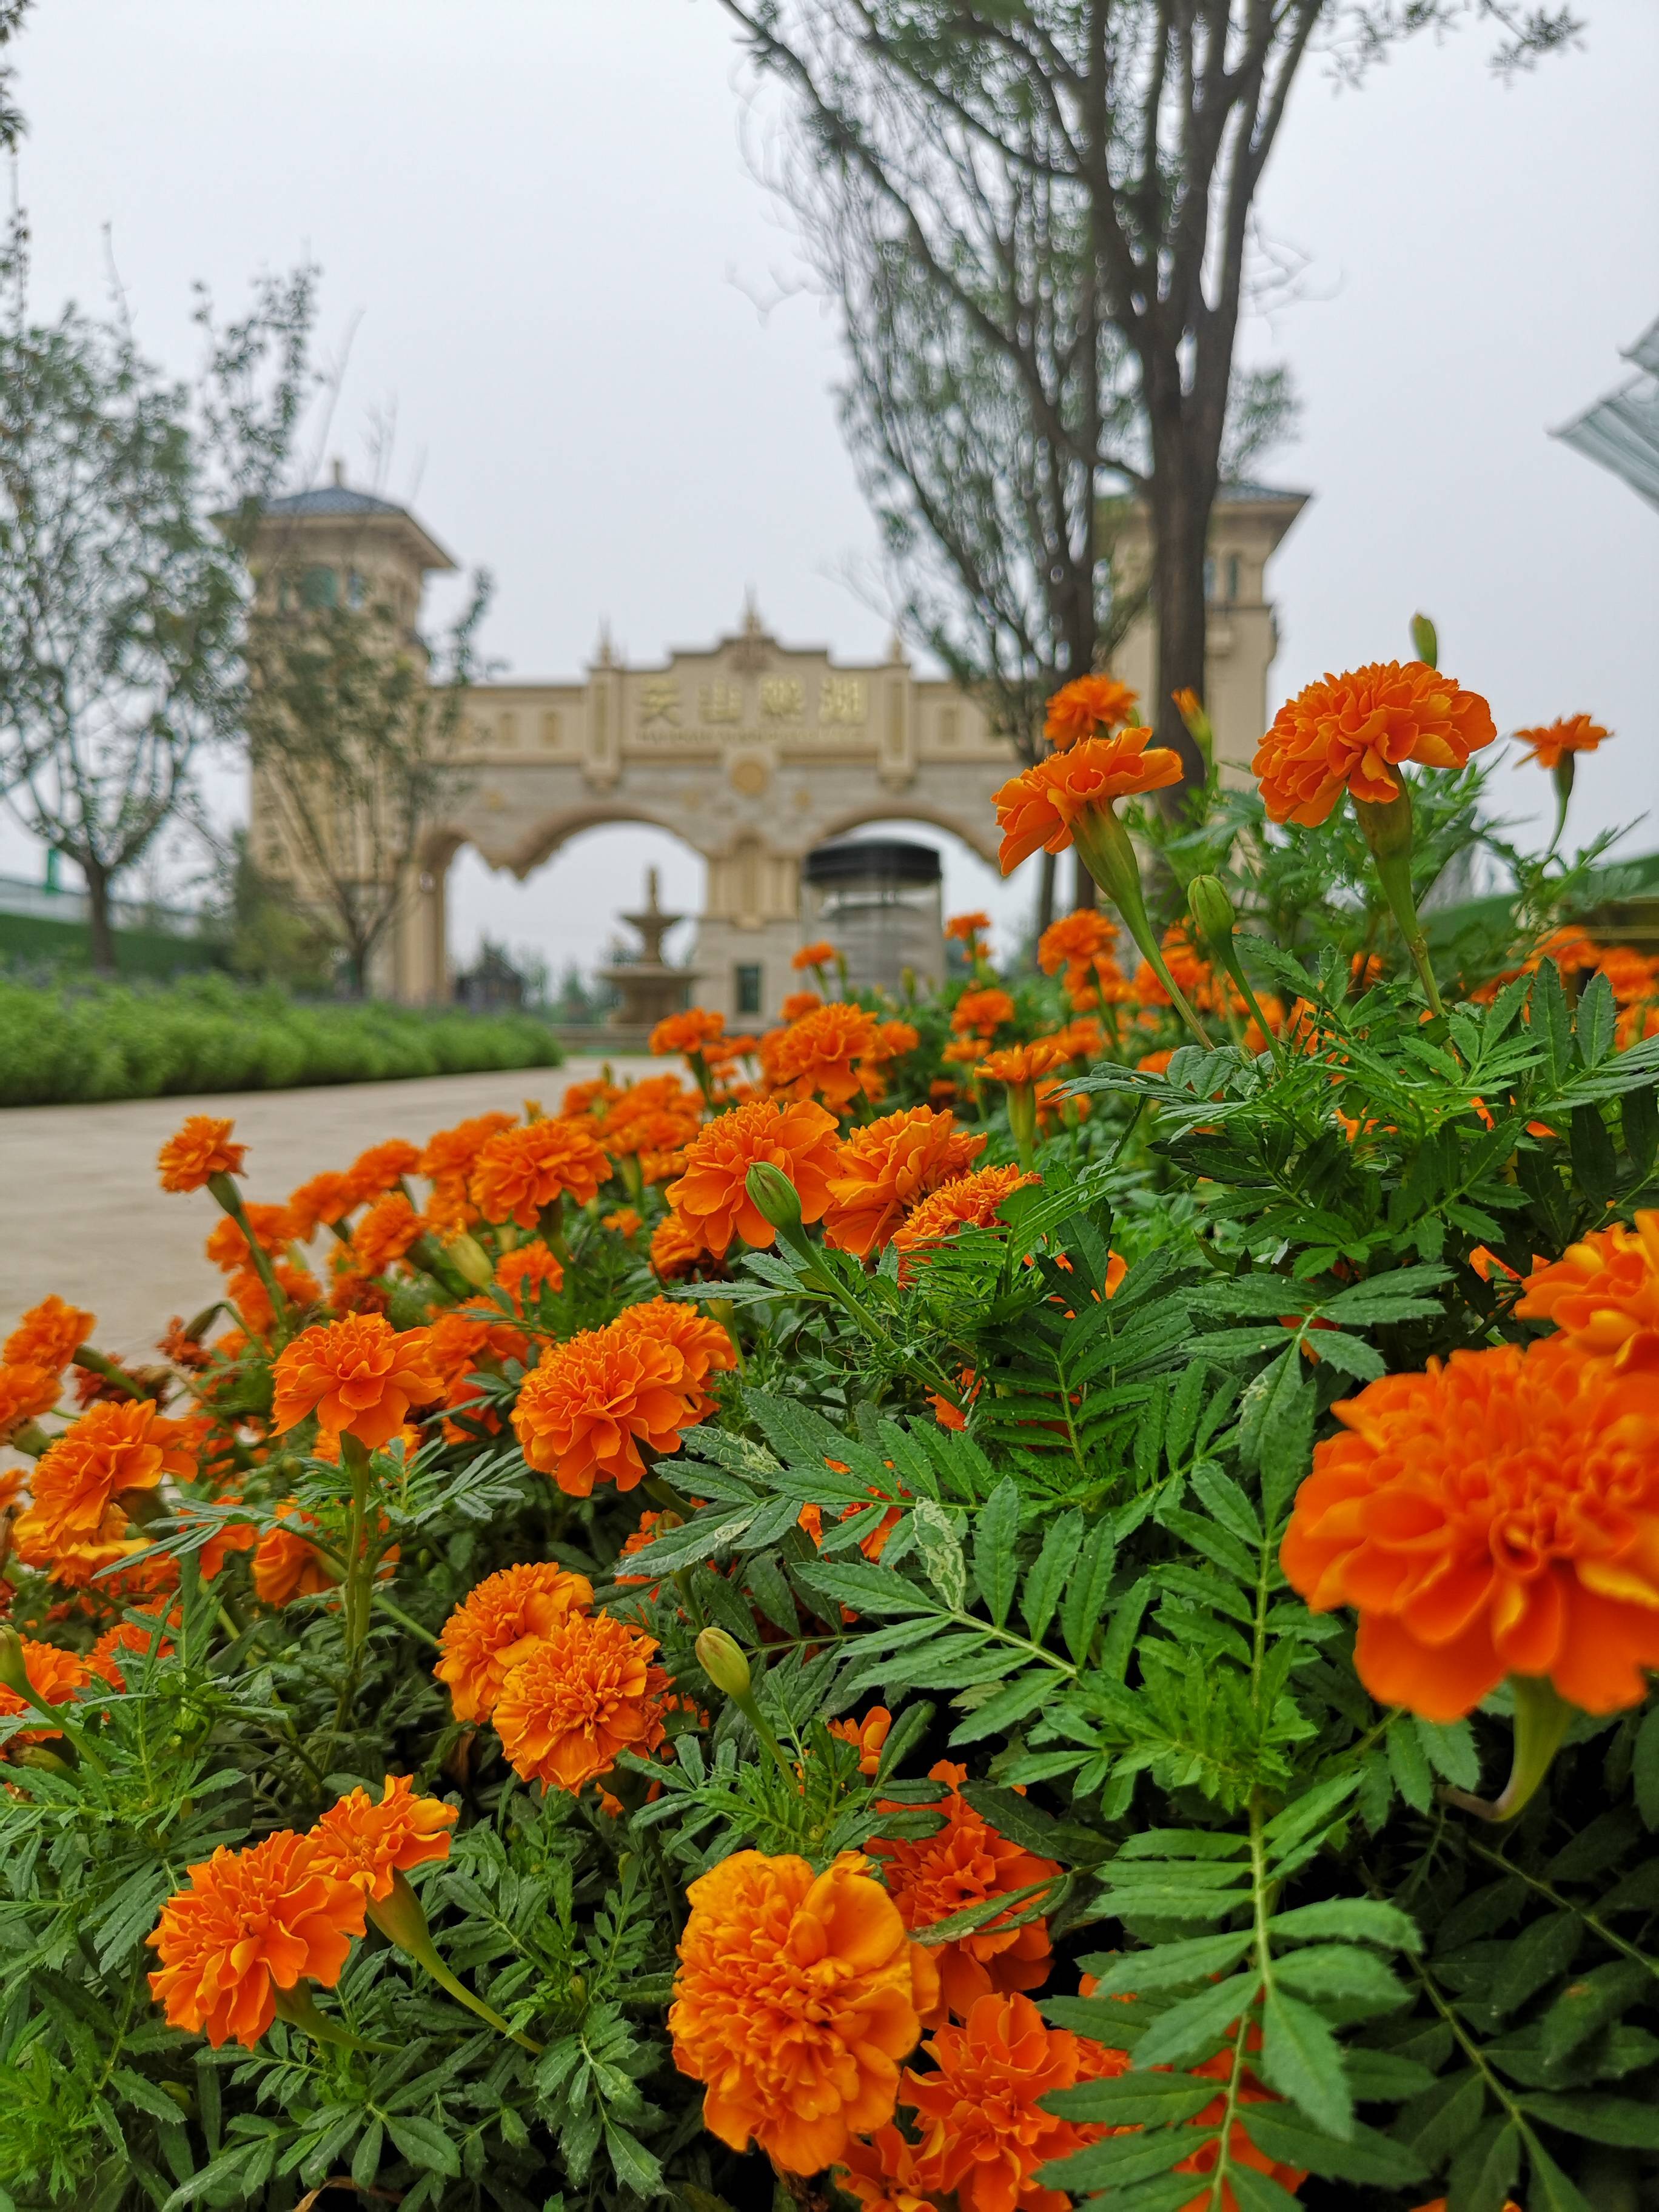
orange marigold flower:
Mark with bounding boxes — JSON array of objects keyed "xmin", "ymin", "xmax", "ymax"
[
  {"xmin": 952, "ymin": 988, "xmax": 1016, "ymax": 1037},
  {"xmin": 666, "ymin": 1098, "xmax": 840, "ymax": 1258},
  {"xmin": 974, "ymin": 1041, "xmax": 1071, "ymax": 1088},
  {"xmin": 0, "ymin": 1637, "xmax": 92, "ymax": 1748},
  {"xmin": 1037, "ymin": 910, "xmax": 1116, "ymax": 975},
  {"xmin": 232, "ymin": 1259, "xmax": 320, "ymax": 1339},
  {"xmin": 866, "ymin": 1017, "xmax": 922, "ymax": 1064},
  {"xmin": 613, "ymin": 1296, "xmax": 738, "ymax": 1415},
  {"xmin": 512, "ymin": 1323, "xmax": 696, "ymax": 1496},
  {"xmin": 893, "ymin": 1164, "xmax": 1039, "ymax": 1265},
  {"xmin": 1281, "ymin": 1334, "xmax": 1659, "ymax": 1718},
  {"xmin": 1517, "ymin": 1212, "xmax": 1659, "ymax": 1365},
  {"xmin": 768, "ymin": 1002, "xmax": 882, "ymax": 1109},
  {"xmin": 4, "ymin": 1295, "xmax": 94, "ymax": 1375},
  {"xmin": 0, "ymin": 1360, "xmax": 58, "ymax": 1445},
  {"xmin": 436, "ymin": 1559, "xmax": 594, "ymax": 1723},
  {"xmin": 781, "ymin": 989, "xmax": 822, "ymax": 1021},
  {"xmin": 1252, "ymin": 660, "xmax": 1497, "ymax": 828},
  {"xmin": 794, "ymin": 939, "xmax": 839, "ymax": 971},
  {"xmin": 15, "ymin": 1399, "xmax": 196, "ymax": 1555},
  {"xmin": 419, "ymin": 1111, "xmax": 516, "ymax": 1181},
  {"xmin": 905, "ymin": 1991, "xmax": 1100, "ymax": 2212},
  {"xmin": 603, "ymin": 1207, "xmax": 643, "ymax": 1238},
  {"xmin": 492, "ymin": 1609, "xmax": 669, "ymax": 1791},
  {"xmin": 1137, "ymin": 1048, "xmax": 1175, "ymax": 1076},
  {"xmin": 146, "ymin": 1831, "xmax": 366, "ymax": 2049},
  {"xmin": 1044, "ymin": 673, "xmax": 1140, "ymax": 749},
  {"xmin": 872, "ymin": 1761, "xmax": 1059, "ymax": 2023},
  {"xmin": 206, "ymin": 1204, "xmax": 296, "ymax": 1276},
  {"xmin": 669, "ymin": 1849, "xmax": 939, "ymax": 2173},
  {"xmin": 286, "ymin": 1170, "xmax": 361, "ymax": 1241},
  {"xmin": 946, "ymin": 910, "xmax": 991, "ymax": 942},
  {"xmin": 1470, "ymin": 1244, "xmax": 1523, "ymax": 1285},
  {"xmin": 994, "ymin": 731, "xmax": 1183, "ymax": 873},
  {"xmin": 157, "ymin": 1115, "xmax": 246, "ymax": 1193},
  {"xmin": 88, "ymin": 1614, "xmax": 175, "ymax": 1688},
  {"xmin": 1592, "ymin": 944, "xmax": 1659, "ymax": 1008},
  {"xmin": 651, "ymin": 1211, "xmax": 712, "ymax": 1281},
  {"xmin": 834, "ymin": 2125, "xmax": 937, "ymax": 2212},
  {"xmin": 489, "ymin": 1239, "xmax": 565, "ymax": 1312},
  {"xmin": 346, "ymin": 1139, "xmax": 421, "ymax": 1207},
  {"xmin": 470, "ymin": 1118, "xmax": 610, "ymax": 1229},
  {"xmin": 1513, "ymin": 712, "xmax": 1609, "ymax": 771},
  {"xmin": 823, "ymin": 1107, "xmax": 987, "ymax": 1259},
  {"xmin": 829, "ymin": 1705, "xmax": 892, "ymax": 1777},
  {"xmin": 344, "ymin": 1191, "xmax": 428, "ymax": 1278},
  {"xmin": 270, "ymin": 1314, "xmax": 443, "ymax": 1449},
  {"xmin": 251, "ymin": 1504, "xmax": 336, "ymax": 1608},
  {"xmin": 310, "ymin": 1774, "xmax": 457, "ymax": 1900},
  {"xmin": 651, "ymin": 1007, "xmax": 726, "ymax": 1057}
]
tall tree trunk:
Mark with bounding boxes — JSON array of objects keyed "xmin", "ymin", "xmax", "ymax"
[
  {"xmin": 83, "ymin": 859, "xmax": 117, "ymax": 976},
  {"xmin": 1148, "ymin": 464, "xmax": 1212, "ymax": 800}
]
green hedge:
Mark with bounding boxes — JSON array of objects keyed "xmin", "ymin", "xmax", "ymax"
[
  {"xmin": 0, "ymin": 973, "xmax": 563, "ymax": 1106},
  {"xmin": 0, "ymin": 907, "xmax": 227, "ymax": 979}
]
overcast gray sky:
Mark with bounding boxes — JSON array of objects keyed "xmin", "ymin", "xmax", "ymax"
[{"xmin": 5, "ymin": 0, "xmax": 1657, "ymax": 979}]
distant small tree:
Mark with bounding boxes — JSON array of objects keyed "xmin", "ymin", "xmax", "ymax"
[
  {"xmin": 244, "ymin": 555, "xmax": 491, "ymax": 994},
  {"xmin": 0, "ymin": 235, "xmax": 313, "ymax": 970}
]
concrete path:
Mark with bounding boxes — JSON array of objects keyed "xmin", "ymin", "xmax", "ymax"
[{"xmin": 0, "ymin": 1057, "xmax": 655, "ymax": 1365}]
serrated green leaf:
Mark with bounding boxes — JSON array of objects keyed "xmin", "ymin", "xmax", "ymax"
[
  {"xmin": 1042, "ymin": 2073, "xmax": 1217, "ymax": 2126},
  {"xmin": 1387, "ymin": 1715, "xmax": 1435, "ymax": 1812},
  {"xmin": 1490, "ymin": 1908, "xmax": 1581, "ymax": 2019},
  {"xmin": 1133, "ymin": 1972, "xmax": 1258, "ymax": 2070},
  {"xmin": 384, "ymin": 2117, "xmax": 460, "ymax": 2177},
  {"xmin": 1633, "ymin": 1704, "xmax": 1659, "ymax": 1829},
  {"xmin": 1523, "ymin": 2091, "xmax": 1659, "ymax": 2148},
  {"xmin": 1259, "ymin": 1988, "xmax": 1353, "ymax": 2139},
  {"xmin": 1524, "ymin": 2137, "xmax": 1596, "ymax": 2212},
  {"xmin": 1268, "ymin": 1899, "xmax": 1421, "ymax": 1952},
  {"xmin": 1272, "ymin": 1945, "xmax": 1406, "ymax": 2009},
  {"xmin": 1085, "ymin": 1931, "xmax": 1253, "ymax": 1996},
  {"xmin": 1538, "ymin": 1957, "xmax": 1646, "ymax": 2063},
  {"xmin": 1236, "ymin": 2104, "xmax": 1425, "ymax": 2185},
  {"xmin": 1020, "ymin": 1510, "xmax": 1083, "ymax": 1645},
  {"xmin": 1061, "ymin": 1521, "xmax": 1117, "ymax": 1663},
  {"xmin": 1446, "ymin": 2114, "xmax": 1521, "ymax": 2212},
  {"xmin": 1413, "ymin": 1716, "xmax": 1481, "ymax": 1791},
  {"xmin": 972, "ymin": 1476, "xmax": 1021, "ymax": 1628},
  {"xmin": 1037, "ymin": 2122, "xmax": 1212, "ymax": 2193}
]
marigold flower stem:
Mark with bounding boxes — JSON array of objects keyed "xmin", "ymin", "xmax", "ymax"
[
  {"xmin": 1546, "ymin": 754, "xmax": 1575, "ymax": 856},
  {"xmin": 1070, "ymin": 806, "xmax": 1213, "ymax": 1049},
  {"xmin": 1352, "ymin": 790, "xmax": 1446, "ymax": 1020},
  {"xmin": 270, "ymin": 1980, "xmax": 395, "ymax": 2054},
  {"xmin": 207, "ymin": 1172, "xmax": 293, "ymax": 1333},
  {"xmin": 369, "ymin": 1872, "xmax": 543, "ymax": 2053},
  {"xmin": 374, "ymin": 1595, "xmax": 440, "ymax": 1649},
  {"xmin": 1441, "ymin": 1676, "xmax": 1575, "ymax": 1825}
]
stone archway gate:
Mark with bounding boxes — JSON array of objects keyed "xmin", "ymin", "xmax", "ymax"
[
  {"xmin": 246, "ymin": 478, "xmax": 1304, "ymax": 1021},
  {"xmin": 394, "ymin": 607, "xmax": 1016, "ymax": 1021}
]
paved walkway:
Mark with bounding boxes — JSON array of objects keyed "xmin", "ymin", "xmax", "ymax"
[{"xmin": 0, "ymin": 1057, "xmax": 655, "ymax": 1364}]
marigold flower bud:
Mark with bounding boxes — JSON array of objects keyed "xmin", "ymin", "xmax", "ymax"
[
  {"xmin": 0, "ymin": 1626, "xmax": 29, "ymax": 1701},
  {"xmin": 1187, "ymin": 874, "xmax": 1236, "ymax": 960},
  {"xmin": 443, "ymin": 1232, "xmax": 496, "ymax": 1290},
  {"xmin": 695, "ymin": 1626, "xmax": 752, "ymax": 1700},
  {"xmin": 1410, "ymin": 611, "xmax": 1438, "ymax": 669},
  {"xmin": 744, "ymin": 1162, "xmax": 803, "ymax": 1235}
]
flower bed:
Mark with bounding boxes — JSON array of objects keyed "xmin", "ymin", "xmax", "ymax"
[
  {"xmin": 0, "ymin": 972, "xmax": 563, "ymax": 1106},
  {"xmin": 2, "ymin": 661, "xmax": 1658, "ymax": 2211}
]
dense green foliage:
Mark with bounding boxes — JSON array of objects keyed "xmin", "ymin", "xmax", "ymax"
[
  {"xmin": 0, "ymin": 973, "xmax": 562, "ymax": 1105},
  {"xmin": 4, "ymin": 742, "xmax": 1659, "ymax": 2212}
]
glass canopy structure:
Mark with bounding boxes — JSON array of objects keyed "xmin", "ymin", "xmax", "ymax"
[{"xmin": 1552, "ymin": 318, "xmax": 1659, "ymax": 512}]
